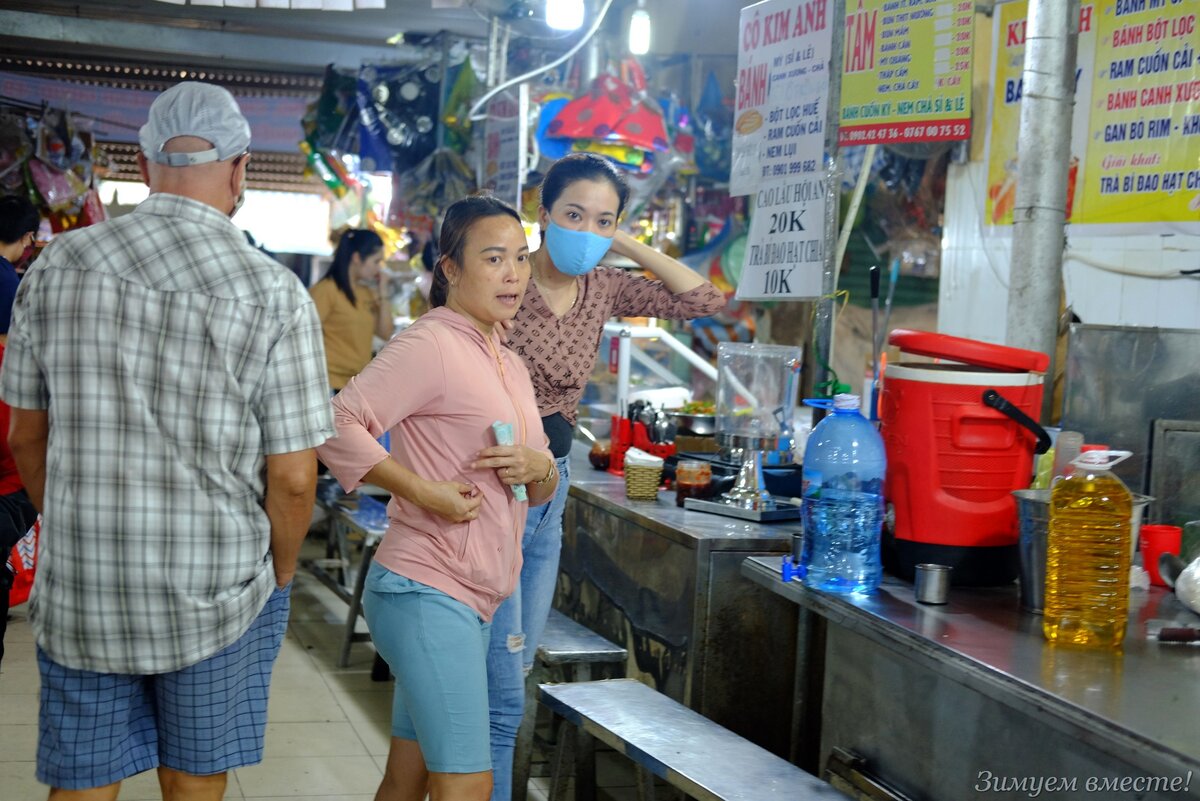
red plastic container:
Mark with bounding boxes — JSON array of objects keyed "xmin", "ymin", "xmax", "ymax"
[
  {"xmin": 880, "ymin": 330, "xmax": 1050, "ymax": 586},
  {"xmin": 1140, "ymin": 525, "xmax": 1182, "ymax": 587}
]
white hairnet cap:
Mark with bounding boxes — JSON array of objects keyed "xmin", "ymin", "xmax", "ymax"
[{"xmin": 139, "ymin": 82, "xmax": 252, "ymax": 167}]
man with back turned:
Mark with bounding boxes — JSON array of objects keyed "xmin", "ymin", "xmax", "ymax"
[{"xmin": 0, "ymin": 82, "xmax": 332, "ymax": 801}]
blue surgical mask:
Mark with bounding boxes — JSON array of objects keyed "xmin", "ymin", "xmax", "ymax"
[{"xmin": 543, "ymin": 221, "xmax": 613, "ymax": 276}]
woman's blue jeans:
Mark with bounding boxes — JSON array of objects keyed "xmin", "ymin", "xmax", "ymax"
[{"xmin": 486, "ymin": 455, "xmax": 570, "ymax": 801}]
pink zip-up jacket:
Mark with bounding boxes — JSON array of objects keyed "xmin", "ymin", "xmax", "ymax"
[{"xmin": 317, "ymin": 306, "xmax": 550, "ymax": 621}]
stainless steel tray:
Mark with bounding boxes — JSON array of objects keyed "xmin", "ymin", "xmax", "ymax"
[{"xmin": 683, "ymin": 496, "xmax": 802, "ymax": 522}]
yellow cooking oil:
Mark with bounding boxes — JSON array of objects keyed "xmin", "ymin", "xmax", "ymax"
[{"xmin": 1043, "ymin": 454, "xmax": 1132, "ymax": 649}]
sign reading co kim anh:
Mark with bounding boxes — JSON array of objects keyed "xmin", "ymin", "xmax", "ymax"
[{"xmin": 730, "ymin": 0, "xmax": 833, "ymax": 197}]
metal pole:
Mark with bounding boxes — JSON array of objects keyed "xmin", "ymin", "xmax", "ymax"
[
  {"xmin": 583, "ymin": 32, "xmax": 606, "ymax": 85},
  {"xmin": 811, "ymin": 0, "xmax": 845, "ymax": 417},
  {"xmin": 1007, "ymin": 0, "xmax": 1079, "ymax": 420}
]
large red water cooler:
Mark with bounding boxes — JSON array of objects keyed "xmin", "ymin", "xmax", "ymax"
[{"xmin": 880, "ymin": 330, "xmax": 1050, "ymax": 586}]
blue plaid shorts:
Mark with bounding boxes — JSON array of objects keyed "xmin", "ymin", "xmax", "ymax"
[{"xmin": 36, "ymin": 583, "xmax": 291, "ymax": 790}]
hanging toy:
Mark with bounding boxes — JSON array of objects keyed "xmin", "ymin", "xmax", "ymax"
[{"xmin": 300, "ymin": 139, "xmax": 348, "ymax": 198}]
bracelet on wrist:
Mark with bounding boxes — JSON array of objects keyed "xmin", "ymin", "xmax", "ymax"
[{"xmin": 533, "ymin": 457, "xmax": 556, "ymax": 485}]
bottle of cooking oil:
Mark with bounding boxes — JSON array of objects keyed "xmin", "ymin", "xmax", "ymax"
[{"xmin": 1043, "ymin": 450, "xmax": 1133, "ymax": 649}]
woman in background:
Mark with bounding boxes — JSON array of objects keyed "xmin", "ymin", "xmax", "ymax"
[
  {"xmin": 487, "ymin": 153, "xmax": 726, "ymax": 801},
  {"xmin": 310, "ymin": 228, "xmax": 395, "ymax": 391}
]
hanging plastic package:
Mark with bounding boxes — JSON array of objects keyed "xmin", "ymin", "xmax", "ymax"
[
  {"xmin": 302, "ymin": 66, "xmax": 358, "ymax": 153},
  {"xmin": 35, "ymin": 107, "xmax": 74, "ymax": 172},
  {"xmin": 534, "ymin": 96, "xmax": 574, "ymax": 162},
  {"xmin": 77, "ymin": 187, "xmax": 108, "ymax": 228},
  {"xmin": 28, "ymin": 158, "xmax": 86, "ymax": 213},
  {"xmin": 693, "ymin": 71, "xmax": 732, "ymax": 182},
  {"xmin": 0, "ymin": 112, "xmax": 33, "ymax": 193},
  {"xmin": 546, "ymin": 71, "xmax": 669, "ymax": 153},
  {"xmin": 399, "ymin": 149, "xmax": 476, "ymax": 219},
  {"xmin": 357, "ymin": 63, "xmax": 440, "ymax": 174},
  {"xmin": 441, "ymin": 61, "xmax": 479, "ymax": 153}
]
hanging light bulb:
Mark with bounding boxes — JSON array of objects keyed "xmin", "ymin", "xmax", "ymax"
[
  {"xmin": 546, "ymin": 0, "xmax": 585, "ymax": 31},
  {"xmin": 628, "ymin": 0, "xmax": 651, "ymax": 55}
]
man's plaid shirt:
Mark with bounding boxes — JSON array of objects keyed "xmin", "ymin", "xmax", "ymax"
[{"xmin": 0, "ymin": 193, "xmax": 333, "ymax": 674}]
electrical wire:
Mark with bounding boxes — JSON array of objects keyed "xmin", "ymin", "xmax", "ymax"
[
  {"xmin": 464, "ymin": 0, "xmax": 584, "ymax": 41},
  {"xmin": 825, "ymin": 143, "xmax": 877, "ymax": 385},
  {"xmin": 467, "ymin": 0, "xmax": 616, "ymax": 122},
  {"xmin": 959, "ymin": 161, "xmax": 1200, "ymax": 283}
]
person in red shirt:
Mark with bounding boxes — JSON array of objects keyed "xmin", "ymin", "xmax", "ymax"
[
  {"xmin": 0, "ymin": 341, "xmax": 39, "ymax": 669},
  {"xmin": 0, "ymin": 194, "xmax": 40, "ymax": 668}
]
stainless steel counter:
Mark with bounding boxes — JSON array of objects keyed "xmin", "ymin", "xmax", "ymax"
[
  {"xmin": 557, "ymin": 447, "xmax": 801, "ymax": 757},
  {"xmin": 742, "ymin": 555, "xmax": 1200, "ymax": 799},
  {"xmin": 566, "ymin": 450, "xmax": 798, "ymax": 552}
]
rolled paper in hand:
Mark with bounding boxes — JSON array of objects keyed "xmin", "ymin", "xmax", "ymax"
[{"xmin": 491, "ymin": 421, "xmax": 528, "ymax": 502}]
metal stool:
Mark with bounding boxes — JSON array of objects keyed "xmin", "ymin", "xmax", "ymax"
[{"xmin": 513, "ymin": 610, "xmax": 627, "ymax": 801}]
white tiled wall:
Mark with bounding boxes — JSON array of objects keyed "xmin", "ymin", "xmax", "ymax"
[{"xmin": 939, "ymin": 162, "xmax": 1200, "ymax": 342}]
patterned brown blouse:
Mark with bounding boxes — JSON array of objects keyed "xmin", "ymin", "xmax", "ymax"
[{"xmin": 507, "ymin": 266, "xmax": 726, "ymax": 426}]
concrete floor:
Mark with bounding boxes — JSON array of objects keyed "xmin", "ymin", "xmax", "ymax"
[{"xmin": 0, "ymin": 536, "xmax": 644, "ymax": 801}]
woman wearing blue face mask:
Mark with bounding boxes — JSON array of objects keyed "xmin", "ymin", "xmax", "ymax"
[{"xmin": 487, "ymin": 152, "xmax": 726, "ymax": 801}]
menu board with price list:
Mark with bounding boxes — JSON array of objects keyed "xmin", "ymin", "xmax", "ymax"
[
  {"xmin": 732, "ymin": 0, "xmax": 833, "ymax": 301},
  {"xmin": 731, "ymin": 0, "xmax": 833, "ymax": 197},
  {"xmin": 986, "ymin": 0, "xmax": 1200, "ymax": 233},
  {"xmin": 838, "ymin": 0, "xmax": 974, "ymax": 145},
  {"xmin": 1084, "ymin": 0, "xmax": 1200, "ymax": 230}
]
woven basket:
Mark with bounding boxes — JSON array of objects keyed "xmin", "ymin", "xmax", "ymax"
[{"xmin": 624, "ymin": 464, "xmax": 663, "ymax": 501}]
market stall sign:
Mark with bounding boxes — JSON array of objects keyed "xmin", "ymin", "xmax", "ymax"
[
  {"xmin": 730, "ymin": 0, "xmax": 833, "ymax": 197},
  {"xmin": 478, "ymin": 85, "xmax": 527, "ymax": 209},
  {"xmin": 737, "ymin": 176, "xmax": 827, "ymax": 300},
  {"xmin": 986, "ymin": 0, "xmax": 1200, "ymax": 234},
  {"xmin": 837, "ymin": 0, "xmax": 974, "ymax": 146}
]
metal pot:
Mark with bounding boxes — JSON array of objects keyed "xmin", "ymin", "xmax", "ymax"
[{"xmin": 667, "ymin": 411, "xmax": 716, "ymax": 436}]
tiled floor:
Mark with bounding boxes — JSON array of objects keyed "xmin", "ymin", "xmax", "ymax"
[{"xmin": 0, "ymin": 536, "xmax": 640, "ymax": 801}]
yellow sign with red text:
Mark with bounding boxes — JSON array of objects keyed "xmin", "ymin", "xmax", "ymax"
[
  {"xmin": 987, "ymin": 0, "xmax": 1200, "ymax": 232},
  {"xmin": 838, "ymin": 0, "xmax": 974, "ymax": 145}
]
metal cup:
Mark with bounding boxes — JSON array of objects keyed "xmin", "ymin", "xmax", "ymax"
[
  {"xmin": 914, "ymin": 563, "xmax": 952, "ymax": 605},
  {"xmin": 1013, "ymin": 489, "xmax": 1050, "ymax": 614}
]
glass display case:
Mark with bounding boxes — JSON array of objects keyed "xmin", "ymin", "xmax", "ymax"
[{"xmin": 576, "ymin": 322, "xmax": 718, "ymax": 442}]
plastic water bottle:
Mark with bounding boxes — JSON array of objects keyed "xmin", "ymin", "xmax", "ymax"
[
  {"xmin": 1043, "ymin": 450, "xmax": 1133, "ymax": 649},
  {"xmin": 800, "ymin": 394, "xmax": 887, "ymax": 594}
]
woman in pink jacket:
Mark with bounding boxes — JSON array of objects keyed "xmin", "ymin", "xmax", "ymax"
[{"xmin": 318, "ymin": 195, "xmax": 557, "ymax": 801}]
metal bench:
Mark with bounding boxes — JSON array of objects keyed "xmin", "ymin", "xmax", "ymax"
[
  {"xmin": 304, "ymin": 491, "xmax": 389, "ymax": 668},
  {"xmin": 538, "ymin": 679, "xmax": 844, "ymax": 801},
  {"xmin": 513, "ymin": 610, "xmax": 627, "ymax": 801}
]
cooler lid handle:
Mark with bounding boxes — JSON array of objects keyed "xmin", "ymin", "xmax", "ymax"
[{"xmin": 982, "ymin": 389, "xmax": 1052, "ymax": 455}]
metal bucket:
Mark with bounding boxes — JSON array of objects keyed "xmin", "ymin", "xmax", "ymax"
[{"xmin": 1012, "ymin": 489, "xmax": 1153, "ymax": 614}]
